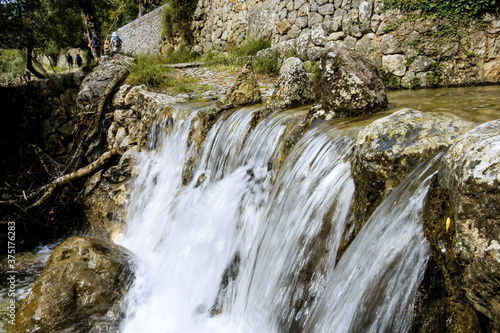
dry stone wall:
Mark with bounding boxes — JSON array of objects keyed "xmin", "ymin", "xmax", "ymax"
[
  {"xmin": 117, "ymin": 5, "xmax": 167, "ymax": 55},
  {"xmin": 190, "ymin": 0, "xmax": 500, "ymax": 87}
]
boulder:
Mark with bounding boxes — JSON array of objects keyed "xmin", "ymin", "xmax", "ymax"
[
  {"xmin": 311, "ymin": 45, "xmax": 388, "ymax": 120},
  {"xmin": 267, "ymin": 57, "xmax": 314, "ymax": 112},
  {"xmin": 352, "ymin": 108, "xmax": 475, "ymax": 234},
  {"xmin": 439, "ymin": 120, "xmax": 500, "ymax": 324},
  {"xmin": 421, "ymin": 120, "xmax": 500, "ymax": 331},
  {"xmin": 14, "ymin": 236, "xmax": 134, "ymax": 332},
  {"xmin": 216, "ymin": 62, "xmax": 262, "ymax": 111}
]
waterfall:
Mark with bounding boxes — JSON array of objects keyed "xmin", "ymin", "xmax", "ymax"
[{"xmin": 119, "ymin": 105, "xmax": 434, "ymax": 333}]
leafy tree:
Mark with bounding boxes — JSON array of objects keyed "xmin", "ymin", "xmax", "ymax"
[{"xmin": 0, "ymin": 0, "xmax": 84, "ymax": 78}]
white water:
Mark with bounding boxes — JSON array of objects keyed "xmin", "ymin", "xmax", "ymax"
[{"xmin": 119, "ymin": 106, "xmax": 434, "ymax": 333}]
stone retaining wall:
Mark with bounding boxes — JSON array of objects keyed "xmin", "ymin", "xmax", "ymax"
[
  {"xmin": 117, "ymin": 5, "xmax": 167, "ymax": 55},
  {"xmin": 190, "ymin": 0, "xmax": 500, "ymax": 87}
]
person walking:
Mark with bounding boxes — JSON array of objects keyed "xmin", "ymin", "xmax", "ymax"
[
  {"xmin": 110, "ymin": 31, "xmax": 123, "ymax": 53},
  {"xmin": 66, "ymin": 53, "xmax": 73, "ymax": 68},
  {"xmin": 75, "ymin": 54, "xmax": 83, "ymax": 67},
  {"xmin": 88, "ymin": 34, "xmax": 101, "ymax": 61}
]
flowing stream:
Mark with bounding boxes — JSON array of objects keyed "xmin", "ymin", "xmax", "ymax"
[
  {"xmin": 118, "ymin": 99, "xmax": 441, "ymax": 332},
  {"xmin": 2, "ymin": 86, "xmax": 500, "ymax": 333}
]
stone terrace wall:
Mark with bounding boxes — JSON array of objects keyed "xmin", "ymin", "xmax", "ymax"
[
  {"xmin": 191, "ymin": 0, "xmax": 500, "ymax": 88},
  {"xmin": 117, "ymin": 5, "xmax": 167, "ymax": 55}
]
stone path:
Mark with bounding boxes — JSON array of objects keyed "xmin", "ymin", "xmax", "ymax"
[{"xmin": 170, "ymin": 63, "xmax": 275, "ymax": 102}]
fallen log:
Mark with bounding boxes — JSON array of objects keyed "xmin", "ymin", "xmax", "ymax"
[{"xmin": 0, "ymin": 147, "xmax": 123, "ymax": 210}]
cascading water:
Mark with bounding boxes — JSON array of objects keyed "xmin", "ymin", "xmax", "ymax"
[
  {"xmin": 119, "ymin": 104, "xmax": 435, "ymax": 333},
  {"xmin": 304, "ymin": 153, "xmax": 440, "ymax": 333}
]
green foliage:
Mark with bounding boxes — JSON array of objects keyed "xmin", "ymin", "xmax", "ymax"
[
  {"xmin": 304, "ymin": 61, "xmax": 320, "ymax": 82},
  {"xmin": 427, "ymin": 61, "xmax": 443, "ymax": 87},
  {"xmin": 163, "ymin": 45, "xmax": 200, "ymax": 63},
  {"xmin": 384, "ymin": 22, "xmax": 399, "ymax": 32},
  {"xmin": 422, "ymin": 24, "xmax": 459, "ymax": 41},
  {"xmin": 127, "ymin": 55, "xmax": 173, "ymax": 89},
  {"xmin": 170, "ymin": 75, "xmax": 196, "ymax": 94},
  {"xmin": 162, "ymin": 0, "xmax": 196, "ymax": 43},
  {"xmin": 253, "ymin": 51, "xmax": 279, "ymax": 76},
  {"xmin": 232, "ymin": 38, "xmax": 271, "ymax": 58},
  {"xmin": 0, "ymin": 49, "xmax": 26, "ymax": 84},
  {"xmin": 126, "ymin": 55, "xmax": 205, "ymax": 94},
  {"xmin": 379, "ymin": 67, "xmax": 402, "ymax": 90},
  {"xmin": 203, "ymin": 37, "xmax": 277, "ymax": 76},
  {"xmin": 383, "ymin": 0, "xmax": 500, "ymax": 20}
]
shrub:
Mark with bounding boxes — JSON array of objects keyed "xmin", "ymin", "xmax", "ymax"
[
  {"xmin": 126, "ymin": 55, "xmax": 173, "ymax": 89},
  {"xmin": 304, "ymin": 61, "xmax": 320, "ymax": 83},
  {"xmin": 252, "ymin": 51, "xmax": 279, "ymax": 76},
  {"xmin": 162, "ymin": 0, "xmax": 197, "ymax": 43},
  {"xmin": 163, "ymin": 45, "xmax": 200, "ymax": 63},
  {"xmin": 379, "ymin": 67, "xmax": 401, "ymax": 90},
  {"xmin": 0, "ymin": 49, "xmax": 26, "ymax": 85},
  {"xmin": 232, "ymin": 38, "xmax": 271, "ymax": 58}
]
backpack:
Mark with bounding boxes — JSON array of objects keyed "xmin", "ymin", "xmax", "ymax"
[
  {"xmin": 92, "ymin": 36, "xmax": 100, "ymax": 49},
  {"xmin": 113, "ymin": 37, "xmax": 121, "ymax": 47}
]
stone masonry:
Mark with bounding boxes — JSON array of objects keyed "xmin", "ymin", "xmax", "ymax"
[
  {"xmin": 117, "ymin": 5, "xmax": 167, "ymax": 55},
  {"xmin": 190, "ymin": 0, "xmax": 500, "ymax": 88}
]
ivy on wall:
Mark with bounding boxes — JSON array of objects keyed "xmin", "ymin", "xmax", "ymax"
[{"xmin": 384, "ymin": 0, "xmax": 499, "ymax": 19}]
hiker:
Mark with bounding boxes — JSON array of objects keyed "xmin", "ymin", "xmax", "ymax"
[
  {"xmin": 110, "ymin": 31, "xmax": 122, "ymax": 53},
  {"xmin": 88, "ymin": 34, "xmax": 101, "ymax": 61},
  {"xmin": 75, "ymin": 54, "xmax": 82, "ymax": 67},
  {"xmin": 66, "ymin": 53, "xmax": 73, "ymax": 68}
]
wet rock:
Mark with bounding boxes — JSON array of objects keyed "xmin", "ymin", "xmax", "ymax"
[
  {"xmin": 83, "ymin": 149, "xmax": 138, "ymax": 242},
  {"xmin": 14, "ymin": 236, "xmax": 134, "ymax": 332},
  {"xmin": 420, "ymin": 177, "xmax": 485, "ymax": 333},
  {"xmin": 216, "ymin": 62, "xmax": 262, "ymax": 111},
  {"xmin": 352, "ymin": 108, "xmax": 475, "ymax": 234},
  {"xmin": 438, "ymin": 120, "xmax": 500, "ymax": 325},
  {"xmin": 85, "ymin": 87, "xmax": 184, "ymax": 241},
  {"xmin": 310, "ymin": 45, "xmax": 388, "ymax": 120},
  {"xmin": 267, "ymin": 57, "xmax": 314, "ymax": 112}
]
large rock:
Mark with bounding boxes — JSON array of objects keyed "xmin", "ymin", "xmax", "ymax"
[
  {"xmin": 421, "ymin": 120, "xmax": 500, "ymax": 332},
  {"xmin": 267, "ymin": 57, "xmax": 314, "ymax": 112},
  {"xmin": 438, "ymin": 120, "xmax": 500, "ymax": 325},
  {"xmin": 14, "ymin": 236, "xmax": 133, "ymax": 332},
  {"xmin": 311, "ymin": 45, "xmax": 388, "ymax": 119},
  {"xmin": 216, "ymin": 62, "xmax": 262, "ymax": 111},
  {"xmin": 83, "ymin": 86, "xmax": 183, "ymax": 241},
  {"xmin": 70, "ymin": 54, "xmax": 134, "ymax": 169},
  {"xmin": 352, "ymin": 108, "xmax": 475, "ymax": 234}
]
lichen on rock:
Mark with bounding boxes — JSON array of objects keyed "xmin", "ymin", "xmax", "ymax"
[
  {"xmin": 352, "ymin": 108, "xmax": 475, "ymax": 234},
  {"xmin": 310, "ymin": 45, "xmax": 388, "ymax": 120},
  {"xmin": 13, "ymin": 236, "xmax": 134, "ymax": 332},
  {"xmin": 267, "ymin": 57, "xmax": 314, "ymax": 112}
]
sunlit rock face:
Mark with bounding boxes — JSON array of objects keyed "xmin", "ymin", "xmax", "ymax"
[
  {"xmin": 14, "ymin": 236, "xmax": 133, "ymax": 332},
  {"xmin": 352, "ymin": 108, "xmax": 475, "ymax": 234}
]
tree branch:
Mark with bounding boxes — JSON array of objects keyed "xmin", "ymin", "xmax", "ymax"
[{"xmin": 0, "ymin": 147, "xmax": 123, "ymax": 210}]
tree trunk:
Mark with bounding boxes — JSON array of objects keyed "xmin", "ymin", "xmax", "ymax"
[
  {"xmin": 139, "ymin": 0, "xmax": 147, "ymax": 17},
  {"xmin": 75, "ymin": 0, "xmax": 101, "ymax": 38},
  {"xmin": 26, "ymin": 37, "xmax": 45, "ymax": 79}
]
